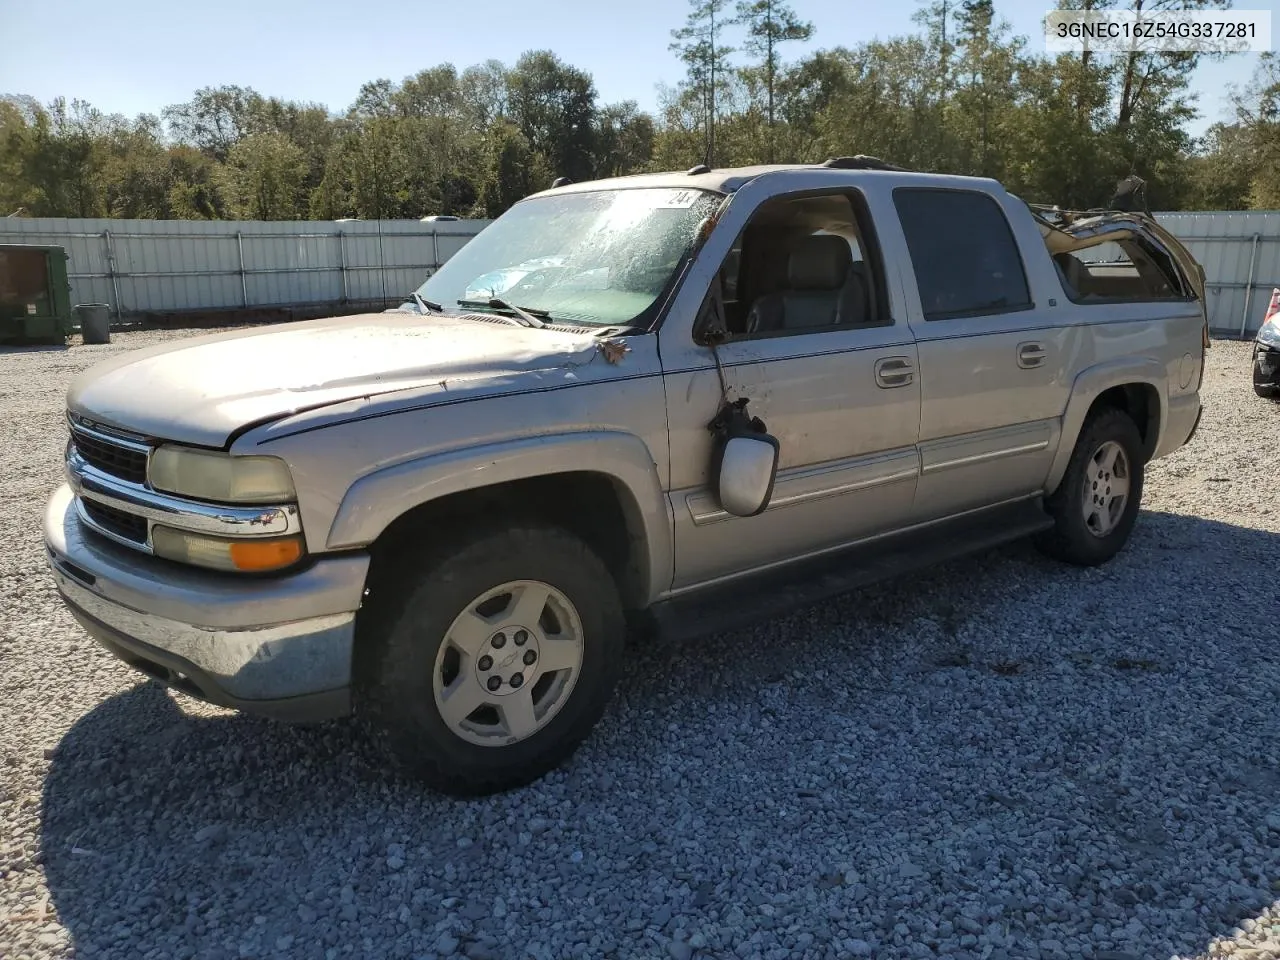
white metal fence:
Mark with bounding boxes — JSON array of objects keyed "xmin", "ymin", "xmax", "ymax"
[
  {"xmin": 1153, "ymin": 210, "xmax": 1280, "ymax": 338},
  {"xmin": 1, "ymin": 209, "xmax": 1277, "ymax": 336},
  {"xmin": 0, "ymin": 216, "xmax": 490, "ymax": 321}
]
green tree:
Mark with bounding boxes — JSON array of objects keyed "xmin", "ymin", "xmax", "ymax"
[
  {"xmin": 733, "ymin": 0, "xmax": 812, "ymax": 160},
  {"xmin": 351, "ymin": 79, "xmax": 396, "ymax": 119},
  {"xmin": 221, "ymin": 132, "xmax": 307, "ymax": 220},
  {"xmin": 808, "ymin": 37, "xmax": 950, "ymax": 171},
  {"xmin": 163, "ymin": 85, "xmax": 258, "ymax": 161},
  {"xmin": 1196, "ymin": 53, "xmax": 1280, "ymax": 208},
  {"xmin": 24, "ymin": 98, "xmax": 108, "ymax": 217},
  {"xmin": 477, "ymin": 119, "xmax": 540, "ymax": 217},
  {"xmin": 100, "ymin": 114, "xmax": 172, "ymax": 218},
  {"xmin": 460, "ymin": 60, "xmax": 510, "ymax": 129},
  {"xmin": 913, "ymin": 0, "xmax": 957, "ymax": 106},
  {"xmin": 670, "ymin": 0, "xmax": 736, "ymax": 166},
  {"xmin": 167, "ymin": 145, "xmax": 226, "ymax": 219},
  {"xmin": 395, "ymin": 66, "xmax": 462, "ymax": 119},
  {"xmin": 593, "ymin": 101, "xmax": 656, "ymax": 178},
  {"xmin": 1, "ymin": 38, "xmax": 1256, "ymax": 221},
  {"xmin": 506, "ymin": 51, "xmax": 598, "ymax": 182},
  {"xmin": 0, "ymin": 98, "xmax": 39, "ymax": 216},
  {"xmin": 949, "ymin": 0, "xmax": 1026, "ymax": 179}
]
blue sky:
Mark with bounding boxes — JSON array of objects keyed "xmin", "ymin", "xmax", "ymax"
[{"xmin": 0, "ymin": 0, "xmax": 1265, "ymax": 136}]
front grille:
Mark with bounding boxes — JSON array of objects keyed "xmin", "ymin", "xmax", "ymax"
[
  {"xmin": 71, "ymin": 429, "xmax": 148, "ymax": 484},
  {"xmin": 81, "ymin": 500, "xmax": 148, "ymax": 544}
]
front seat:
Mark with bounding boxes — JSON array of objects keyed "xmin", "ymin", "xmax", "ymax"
[{"xmin": 747, "ymin": 235, "xmax": 856, "ymax": 333}]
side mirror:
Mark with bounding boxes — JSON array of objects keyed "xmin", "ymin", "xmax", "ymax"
[
  {"xmin": 708, "ymin": 398, "xmax": 779, "ymax": 517},
  {"xmin": 716, "ymin": 434, "xmax": 780, "ymax": 517}
]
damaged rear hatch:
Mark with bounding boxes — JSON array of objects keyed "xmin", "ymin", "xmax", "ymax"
[{"xmin": 1025, "ymin": 179, "xmax": 1209, "ymax": 348}]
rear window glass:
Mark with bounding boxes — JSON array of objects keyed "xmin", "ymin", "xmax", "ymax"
[
  {"xmin": 1053, "ymin": 239, "xmax": 1192, "ymax": 303},
  {"xmin": 893, "ymin": 189, "xmax": 1032, "ymax": 321}
]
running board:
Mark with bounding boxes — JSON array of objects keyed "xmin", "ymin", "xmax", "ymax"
[{"xmin": 649, "ymin": 497, "xmax": 1054, "ymax": 644}]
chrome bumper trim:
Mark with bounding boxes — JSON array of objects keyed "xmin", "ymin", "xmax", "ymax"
[
  {"xmin": 45, "ymin": 483, "xmax": 369, "ymax": 630},
  {"xmin": 67, "ymin": 448, "xmax": 302, "ymax": 549}
]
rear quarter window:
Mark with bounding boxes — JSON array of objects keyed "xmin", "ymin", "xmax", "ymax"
[
  {"xmin": 1053, "ymin": 238, "xmax": 1194, "ymax": 303},
  {"xmin": 893, "ymin": 188, "xmax": 1033, "ymax": 321}
]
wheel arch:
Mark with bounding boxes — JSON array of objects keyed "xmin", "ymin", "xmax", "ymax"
[
  {"xmin": 327, "ymin": 430, "xmax": 673, "ymax": 612},
  {"xmin": 1045, "ymin": 359, "xmax": 1166, "ymax": 495}
]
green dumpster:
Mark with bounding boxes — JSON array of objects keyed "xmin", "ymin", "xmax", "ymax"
[{"xmin": 0, "ymin": 243, "xmax": 75, "ymax": 345}]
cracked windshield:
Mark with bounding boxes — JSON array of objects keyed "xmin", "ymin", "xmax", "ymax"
[{"xmin": 412, "ymin": 187, "xmax": 722, "ymax": 327}]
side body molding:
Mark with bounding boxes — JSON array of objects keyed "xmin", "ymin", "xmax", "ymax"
[
  {"xmin": 1044, "ymin": 356, "xmax": 1167, "ymax": 495},
  {"xmin": 325, "ymin": 430, "xmax": 674, "ymax": 604}
]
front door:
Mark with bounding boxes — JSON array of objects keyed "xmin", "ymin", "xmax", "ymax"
[{"xmin": 657, "ymin": 175, "xmax": 923, "ymax": 592}]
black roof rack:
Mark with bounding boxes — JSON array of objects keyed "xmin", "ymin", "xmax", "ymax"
[
  {"xmin": 551, "ymin": 177, "xmax": 574, "ymax": 188},
  {"xmin": 686, "ymin": 164, "xmax": 711, "ymax": 175},
  {"xmin": 821, "ymin": 155, "xmax": 908, "ymax": 172}
]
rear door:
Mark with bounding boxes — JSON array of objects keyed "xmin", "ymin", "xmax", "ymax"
[{"xmin": 889, "ymin": 185, "xmax": 1075, "ymax": 520}]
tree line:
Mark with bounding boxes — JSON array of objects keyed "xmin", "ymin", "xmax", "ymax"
[{"xmin": 1, "ymin": 0, "xmax": 1277, "ymax": 222}]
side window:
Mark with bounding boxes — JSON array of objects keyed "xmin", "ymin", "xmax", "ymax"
[
  {"xmin": 708, "ymin": 191, "xmax": 891, "ymax": 339},
  {"xmin": 1052, "ymin": 238, "xmax": 1192, "ymax": 303},
  {"xmin": 893, "ymin": 188, "xmax": 1032, "ymax": 321}
]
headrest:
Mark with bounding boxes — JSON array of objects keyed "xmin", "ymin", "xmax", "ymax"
[{"xmin": 788, "ymin": 235, "xmax": 852, "ymax": 290}]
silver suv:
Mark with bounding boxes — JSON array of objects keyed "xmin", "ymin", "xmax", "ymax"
[{"xmin": 44, "ymin": 160, "xmax": 1208, "ymax": 795}]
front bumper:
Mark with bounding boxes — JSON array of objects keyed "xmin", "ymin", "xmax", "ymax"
[
  {"xmin": 44, "ymin": 483, "xmax": 370, "ymax": 722},
  {"xmin": 1254, "ymin": 343, "xmax": 1280, "ymax": 395}
]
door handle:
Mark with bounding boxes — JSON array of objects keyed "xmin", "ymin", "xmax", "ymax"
[
  {"xmin": 1017, "ymin": 341, "xmax": 1047, "ymax": 369},
  {"xmin": 875, "ymin": 356, "xmax": 915, "ymax": 389}
]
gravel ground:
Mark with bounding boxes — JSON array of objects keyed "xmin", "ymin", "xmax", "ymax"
[{"xmin": 1, "ymin": 330, "xmax": 1278, "ymax": 960}]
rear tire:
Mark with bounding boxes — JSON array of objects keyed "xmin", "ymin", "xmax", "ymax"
[
  {"xmin": 1034, "ymin": 408, "xmax": 1145, "ymax": 567},
  {"xmin": 356, "ymin": 524, "xmax": 624, "ymax": 796}
]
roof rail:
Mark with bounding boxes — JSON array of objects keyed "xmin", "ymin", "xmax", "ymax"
[{"xmin": 821, "ymin": 155, "xmax": 908, "ymax": 172}]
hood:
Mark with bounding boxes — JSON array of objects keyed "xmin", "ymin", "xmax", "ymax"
[{"xmin": 67, "ymin": 312, "xmax": 604, "ymax": 448}]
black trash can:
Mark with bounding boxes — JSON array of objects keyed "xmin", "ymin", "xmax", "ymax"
[{"xmin": 75, "ymin": 303, "xmax": 111, "ymax": 344}]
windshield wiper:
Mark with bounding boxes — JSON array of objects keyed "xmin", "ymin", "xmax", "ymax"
[
  {"xmin": 410, "ymin": 292, "xmax": 444, "ymax": 314},
  {"xmin": 456, "ymin": 297, "xmax": 549, "ymax": 328}
]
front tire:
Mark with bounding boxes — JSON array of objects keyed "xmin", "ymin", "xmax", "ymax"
[
  {"xmin": 1034, "ymin": 408, "xmax": 1145, "ymax": 567},
  {"xmin": 357, "ymin": 524, "xmax": 624, "ymax": 796}
]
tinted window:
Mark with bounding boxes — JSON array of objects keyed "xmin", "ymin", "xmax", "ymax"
[{"xmin": 893, "ymin": 189, "xmax": 1032, "ymax": 321}]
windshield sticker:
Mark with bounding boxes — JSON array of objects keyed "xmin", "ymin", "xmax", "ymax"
[{"xmin": 657, "ymin": 189, "xmax": 700, "ymax": 209}]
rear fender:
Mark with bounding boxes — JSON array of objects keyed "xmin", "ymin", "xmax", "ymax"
[{"xmin": 1045, "ymin": 358, "xmax": 1167, "ymax": 495}]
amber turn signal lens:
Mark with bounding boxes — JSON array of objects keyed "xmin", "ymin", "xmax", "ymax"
[
  {"xmin": 228, "ymin": 537, "xmax": 304, "ymax": 572},
  {"xmin": 152, "ymin": 526, "xmax": 305, "ymax": 573}
]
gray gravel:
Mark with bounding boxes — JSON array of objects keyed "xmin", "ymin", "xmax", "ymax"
[{"xmin": 2, "ymin": 330, "xmax": 1278, "ymax": 960}]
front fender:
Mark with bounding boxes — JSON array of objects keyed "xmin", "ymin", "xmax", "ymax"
[
  {"xmin": 1045, "ymin": 357, "xmax": 1168, "ymax": 495},
  {"xmin": 325, "ymin": 430, "xmax": 673, "ymax": 604}
]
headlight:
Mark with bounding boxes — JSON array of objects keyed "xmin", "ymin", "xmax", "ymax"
[
  {"xmin": 152, "ymin": 526, "xmax": 305, "ymax": 573},
  {"xmin": 1258, "ymin": 321, "xmax": 1280, "ymax": 347},
  {"xmin": 149, "ymin": 446, "xmax": 296, "ymax": 504}
]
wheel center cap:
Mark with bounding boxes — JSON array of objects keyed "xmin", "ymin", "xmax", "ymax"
[{"xmin": 474, "ymin": 625, "xmax": 540, "ymax": 696}]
